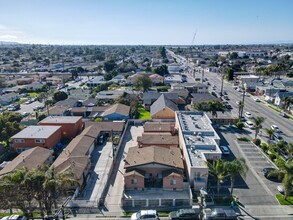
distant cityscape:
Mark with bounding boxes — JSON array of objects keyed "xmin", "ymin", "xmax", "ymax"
[{"xmin": 0, "ymin": 42, "xmax": 293, "ymax": 220}]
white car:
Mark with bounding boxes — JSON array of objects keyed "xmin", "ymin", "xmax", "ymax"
[
  {"xmin": 245, "ymin": 121, "xmax": 254, "ymax": 128},
  {"xmin": 271, "ymin": 125, "xmax": 281, "ymax": 133},
  {"xmin": 131, "ymin": 210, "xmax": 159, "ymax": 220},
  {"xmin": 244, "ymin": 112, "xmax": 253, "ymax": 118},
  {"xmin": 254, "ymin": 98, "xmax": 261, "ymax": 102}
]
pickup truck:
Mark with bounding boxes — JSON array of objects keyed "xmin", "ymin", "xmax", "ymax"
[{"xmin": 204, "ymin": 208, "xmax": 238, "ymax": 220}]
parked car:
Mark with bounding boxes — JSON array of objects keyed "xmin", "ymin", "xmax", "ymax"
[
  {"xmin": 262, "ymin": 167, "xmax": 276, "ymax": 178},
  {"xmin": 220, "ymin": 146, "xmax": 230, "ymax": 155},
  {"xmin": 244, "ymin": 120, "xmax": 254, "ymax": 128},
  {"xmin": 21, "ymin": 112, "xmax": 29, "ymax": 117},
  {"xmin": 271, "ymin": 125, "xmax": 281, "ymax": 133},
  {"xmin": 204, "ymin": 208, "xmax": 238, "ymax": 220},
  {"xmin": 244, "ymin": 112, "xmax": 252, "ymax": 119},
  {"xmin": 169, "ymin": 208, "xmax": 199, "ymax": 220},
  {"xmin": 131, "ymin": 210, "xmax": 160, "ymax": 220},
  {"xmin": 273, "ymin": 133, "xmax": 283, "ymax": 141},
  {"xmin": 280, "ymin": 112, "xmax": 289, "ymax": 118},
  {"xmin": 254, "ymin": 98, "xmax": 261, "ymax": 102}
]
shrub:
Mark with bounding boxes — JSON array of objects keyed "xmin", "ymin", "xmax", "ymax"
[
  {"xmin": 269, "ymin": 154, "xmax": 277, "ymax": 161},
  {"xmin": 261, "ymin": 144, "xmax": 268, "ymax": 152},
  {"xmin": 236, "ymin": 121, "xmax": 244, "ymax": 129},
  {"xmin": 237, "ymin": 137, "xmax": 251, "ymax": 142},
  {"xmin": 253, "ymin": 138, "xmax": 261, "ymax": 146}
]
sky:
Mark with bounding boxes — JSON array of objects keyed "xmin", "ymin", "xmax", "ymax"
[{"xmin": 0, "ymin": 0, "xmax": 293, "ymax": 45}]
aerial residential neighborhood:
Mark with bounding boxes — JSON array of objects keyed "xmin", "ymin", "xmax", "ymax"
[{"xmin": 1, "ymin": 1, "xmax": 293, "ymax": 220}]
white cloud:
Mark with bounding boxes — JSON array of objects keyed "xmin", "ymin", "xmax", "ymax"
[{"xmin": 0, "ymin": 34, "xmax": 18, "ymax": 39}]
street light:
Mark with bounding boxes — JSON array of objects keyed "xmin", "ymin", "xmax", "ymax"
[{"xmin": 199, "ymin": 188, "xmax": 208, "ymax": 220}]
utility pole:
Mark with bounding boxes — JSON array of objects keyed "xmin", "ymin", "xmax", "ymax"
[
  {"xmin": 240, "ymin": 84, "xmax": 246, "ymax": 118},
  {"xmin": 220, "ymin": 71, "xmax": 224, "ymax": 96}
]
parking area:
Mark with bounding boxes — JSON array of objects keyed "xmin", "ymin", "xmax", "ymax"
[{"xmin": 215, "ymin": 125, "xmax": 279, "ymax": 206}]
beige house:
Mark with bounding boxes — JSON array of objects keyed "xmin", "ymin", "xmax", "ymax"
[
  {"xmin": 149, "ymin": 73, "xmax": 164, "ymax": 85},
  {"xmin": 150, "ymin": 94, "xmax": 179, "ymax": 119}
]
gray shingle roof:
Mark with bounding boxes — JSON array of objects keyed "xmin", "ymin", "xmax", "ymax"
[{"xmin": 150, "ymin": 94, "xmax": 179, "ymax": 116}]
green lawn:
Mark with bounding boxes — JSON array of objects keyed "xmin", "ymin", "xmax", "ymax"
[
  {"xmin": 29, "ymin": 92, "xmax": 38, "ymax": 98},
  {"xmin": 138, "ymin": 107, "xmax": 151, "ymax": 119},
  {"xmin": 276, "ymin": 194, "xmax": 293, "ymax": 205}
]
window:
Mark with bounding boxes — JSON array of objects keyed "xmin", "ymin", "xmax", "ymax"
[
  {"xmin": 35, "ymin": 139, "xmax": 45, "ymax": 143},
  {"xmin": 131, "ymin": 178, "xmax": 137, "ymax": 184},
  {"xmin": 170, "ymin": 179, "xmax": 176, "ymax": 185},
  {"xmin": 15, "ymin": 139, "xmax": 24, "ymax": 143}
]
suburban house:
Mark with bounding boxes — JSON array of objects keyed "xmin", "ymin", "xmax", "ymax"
[
  {"xmin": 45, "ymin": 77, "xmax": 63, "ymax": 85},
  {"xmin": 164, "ymin": 75, "xmax": 182, "ymax": 85},
  {"xmin": 142, "ymin": 92, "xmax": 185, "ymax": 110},
  {"xmin": 175, "ymin": 111, "xmax": 222, "ymax": 190},
  {"xmin": 39, "ymin": 116, "xmax": 83, "ymax": 138},
  {"xmin": 124, "ymin": 146, "xmax": 184, "ymax": 190},
  {"xmin": 0, "ymin": 92, "xmax": 19, "ymax": 105},
  {"xmin": 86, "ymin": 76, "xmax": 105, "ymax": 87},
  {"xmin": 11, "ymin": 126, "xmax": 62, "ymax": 153},
  {"xmin": 101, "ymin": 103, "xmax": 130, "ymax": 120},
  {"xmin": 190, "ymin": 93, "xmax": 221, "ymax": 106},
  {"xmin": 41, "ymin": 105, "xmax": 70, "ymax": 116},
  {"xmin": 171, "ymin": 83, "xmax": 209, "ymax": 94},
  {"xmin": 149, "ymin": 73, "xmax": 164, "ymax": 85},
  {"xmin": 16, "ymin": 77, "xmax": 34, "ymax": 85},
  {"xmin": 126, "ymin": 73, "xmax": 151, "ymax": 85},
  {"xmin": 111, "ymin": 74, "xmax": 126, "ymax": 84},
  {"xmin": 84, "ymin": 121, "xmax": 126, "ymax": 137},
  {"xmin": 274, "ymin": 91, "xmax": 293, "ymax": 108},
  {"xmin": 70, "ymin": 107, "xmax": 88, "ymax": 118},
  {"xmin": 0, "ymin": 147, "xmax": 53, "ymax": 176},
  {"xmin": 150, "ymin": 94, "xmax": 179, "ymax": 119}
]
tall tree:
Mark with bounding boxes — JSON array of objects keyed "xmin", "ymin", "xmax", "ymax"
[
  {"xmin": 226, "ymin": 158, "xmax": 248, "ymax": 195},
  {"xmin": 53, "ymin": 91, "xmax": 68, "ymax": 102},
  {"xmin": 252, "ymin": 116, "xmax": 265, "ymax": 139},
  {"xmin": 266, "ymin": 128, "xmax": 275, "ymax": 140},
  {"xmin": 134, "ymin": 75, "xmax": 152, "ymax": 92},
  {"xmin": 269, "ymin": 160, "xmax": 293, "ymax": 200},
  {"xmin": 206, "ymin": 160, "xmax": 228, "ymax": 196}
]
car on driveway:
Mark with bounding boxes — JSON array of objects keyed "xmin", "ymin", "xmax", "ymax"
[
  {"xmin": 220, "ymin": 146, "xmax": 230, "ymax": 155},
  {"xmin": 169, "ymin": 208, "xmax": 199, "ymax": 220}
]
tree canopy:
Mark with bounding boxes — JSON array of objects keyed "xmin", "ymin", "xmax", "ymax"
[
  {"xmin": 153, "ymin": 65, "xmax": 169, "ymax": 76},
  {"xmin": 134, "ymin": 75, "xmax": 152, "ymax": 92},
  {"xmin": 0, "ymin": 112, "xmax": 22, "ymax": 142},
  {"xmin": 53, "ymin": 91, "xmax": 68, "ymax": 102}
]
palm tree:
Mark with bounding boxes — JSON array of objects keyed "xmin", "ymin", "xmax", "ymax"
[
  {"xmin": 226, "ymin": 158, "xmax": 248, "ymax": 195},
  {"xmin": 285, "ymin": 143, "xmax": 293, "ymax": 161},
  {"xmin": 282, "ymin": 97, "xmax": 293, "ymax": 111},
  {"xmin": 269, "ymin": 160, "xmax": 293, "ymax": 200},
  {"xmin": 208, "ymin": 101, "xmax": 218, "ymax": 118},
  {"xmin": 238, "ymin": 101, "xmax": 244, "ymax": 119},
  {"xmin": 206, "ymin": 160, "xmax": 228, "ymax": 196},
  {"xmin": 252, "ymin": 116, "xmax": 265, "ymax": 139},
  {"xmin": 266, "ymin": 128, "xmax": 275, "ymax": 140}
]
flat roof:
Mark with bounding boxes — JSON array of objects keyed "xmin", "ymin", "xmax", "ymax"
[
  {"xmin": 39, "ymin": 116, "xmax": 82, "ymax": 124},
  {"xmin": 177, "ymin": 111, "xmax": 221, "ymax": 168},
  {"xmin": 12, "ymin": 126, "xmax": 61, "ymax": 139}
]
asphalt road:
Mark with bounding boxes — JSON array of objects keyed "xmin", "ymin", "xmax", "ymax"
[{"xmin": 204, "ymin": 71, "xmax": 293, "ymax": 144}]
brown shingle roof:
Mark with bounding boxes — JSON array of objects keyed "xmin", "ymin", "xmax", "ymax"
[
  {"xmin": 84, "ymin": 121, "xmax": 125, "ymax": 133},
  {"xmin": 0, "ymin": 147, "xmax": 52, "ymax": 176},
  {"xmin": 102, "ymin": 103, "xmax": 130, "ymax": 117},
  {"xmin": 139, "ymin": 134, "xmax": 178, "ymax": 145},
  {"xmin": 58, "ymin": 135, "xmax": 95, "ymax": 158},
  {"xmin": 143, "ymin": 122, "xmax": 174, "ymax": 132},
  {"xmin": 125, "ymin": 146, "xmax": 184, "ymax": 169}
]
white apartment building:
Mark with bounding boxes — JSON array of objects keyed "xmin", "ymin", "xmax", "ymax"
[{"xmin": 175, "ymin": 111, "xmax": 222, "ymax": 191}]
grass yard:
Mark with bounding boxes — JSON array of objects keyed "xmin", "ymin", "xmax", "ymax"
[
  {"xmin": 276, "ymin": 194, "xmax": 293, "ymax": 205},
  {"xmin": 29, "ymin": 92, "xmax": 38, "ymax": 98},
  {"xmin": 137, "ymin": 106, "xmax": 151, "ymax": 119}
]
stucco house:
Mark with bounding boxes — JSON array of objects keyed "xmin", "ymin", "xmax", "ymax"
[
  {"xmin": 150, "ymin": 94, "xmax": 179, "ymax": 119},
  {"xmin": 11, "ymin": 126, "xmax": 62, "ymax": 153},
  {"xmin": 124, "ymin": 146, "xmax": 184, "ymax": 190}
]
